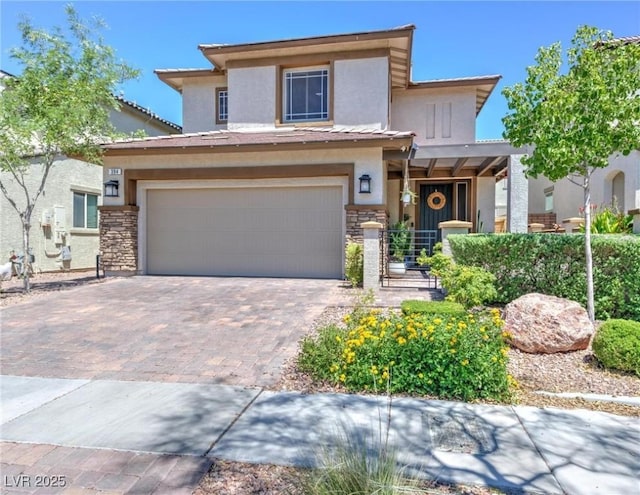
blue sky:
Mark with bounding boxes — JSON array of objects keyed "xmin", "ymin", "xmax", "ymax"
[{"xmin": 1, "ymin": 1, "xmax": 638, "ymax": 139}]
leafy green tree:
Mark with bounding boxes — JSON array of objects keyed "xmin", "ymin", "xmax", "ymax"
[
  {"xmin": 0, "ymin": 5, "xmax": 138, "ymax": 291},
  {"xmin": 502, "ymin": 26, "xmax": 640, "ymax": 322}
]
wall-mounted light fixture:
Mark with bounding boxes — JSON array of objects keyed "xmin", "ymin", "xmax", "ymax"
[
  {"xmin": 358, "ymin": 174, "xmax": 371, "ymax": 194},
  {"xmin": 104, "ymin": 180, "xmax": 119, "ymax": 198}
]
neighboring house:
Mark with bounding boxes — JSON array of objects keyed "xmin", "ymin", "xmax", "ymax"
[
  {"xmin": 526, "ymin": 150, "xmax": 640, "ymax": 230},
  {"xmin": 100, "ymin": 25, "xmax": 527, "ymax": 279},
  {"xmin": 520, "ymin": 35, "xmax": 640, "ymax": 232},
  {"xmin": 0, "ymin": 69, "xmax": 181, "ymax": 272}
]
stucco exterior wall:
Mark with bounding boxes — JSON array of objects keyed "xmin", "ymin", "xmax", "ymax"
[
  {"xmin": 527, "ymin": 150, "xmax": 640, "ymax": 222},
  {"xmin": 227, "ymin": 66, "xmax": 276, "ymax": 130},
  {"xmin": 390, "ymin": 87, "xmax": 476, "ymax": 145},
  {"xmin": 0, "ymin": 158, "xmax": 102, "ymax": 272},
  {"xmin": 182, "ymin": 58, "xmax": 390, "ymax": 131},
  {"xmin": 333, "ymin": 57, "xmax": 389, "ymax": 129},
  {"xmin": 181, "ymin": 76, "xmax": 225, "ymax": 133},
  {"xmin": 103, "ymin": 147, "xmax": 385, "ymax": 206}
]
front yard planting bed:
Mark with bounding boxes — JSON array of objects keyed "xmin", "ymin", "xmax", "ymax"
[
  {"xmin": 275, "ymin": 303, "xmax": 640, "ymax": 418},
  {"xmin": 299, "ymin": 305, "xmax": 512, "ymax": 402}
]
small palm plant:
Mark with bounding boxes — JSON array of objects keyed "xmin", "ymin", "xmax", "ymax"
[{"xmin": 579, "ymin": 203, "xmax": 633, "ymax": 234}]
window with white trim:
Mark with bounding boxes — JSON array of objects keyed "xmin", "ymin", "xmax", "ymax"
[
  {"xmin": 73, "ymin": 192, "xmax": 98, "ymax": 228},
  {"xmin": 283, "ymin": 67, "xmax": 329, "ymax": 122},
  {"xmin": 217, "ymin": 88, "xmax": 228, "ymax": 123}
]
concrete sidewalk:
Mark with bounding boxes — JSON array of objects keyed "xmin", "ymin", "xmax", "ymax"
[{"xmin": 1, "ymin": 375, "xmax": 639, "ymax": 494}]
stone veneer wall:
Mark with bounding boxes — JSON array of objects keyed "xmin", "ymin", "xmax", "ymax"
[
  {"xmin": 346, "ymin": 205, "xmax": 387, "ymax": 244},
  {"xmin": 98, "ymin": 205, "xmax": 139, "ymax": 275}
]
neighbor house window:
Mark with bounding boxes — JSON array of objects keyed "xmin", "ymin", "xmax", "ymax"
[
  {"xmin": 283, "ymin": 67, "xmax": 329, "ymax": 122},
  {"xmin": 216, "ymin": 88, "xmax": 228, "ymax": 123},
  {"xmin": 73, "ymin": 192, "xmax": 98, "ymax": 228},
  {"xmin": 544, "ymin": 187, "xmax": 554, "ymax": 212}
]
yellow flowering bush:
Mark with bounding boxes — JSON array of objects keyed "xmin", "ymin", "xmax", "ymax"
[{"xmin": 301, "ymin": 305, "xmax": 512, "ymax": 401}]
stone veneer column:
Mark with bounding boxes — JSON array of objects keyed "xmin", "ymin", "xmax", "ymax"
[
  {"xmin": 99, "ymin": 205, "xmax": 139, "ymax": 277},
  {"xmin": 345, "ymin": 205, "xmax": 387, "ymax": 244},
  {"xmin": 438, "ymin": 220, "xmax": 472, "ymax": 257},
  {"xmin": 362, "ymin": 221, "xmax": 383, "ymax": 291},
  {"xmin": 507, "ymin": 154, "xmax": 528, "ymax": 233}
]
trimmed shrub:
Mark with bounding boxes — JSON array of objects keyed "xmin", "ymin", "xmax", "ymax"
[
  {"xmin": 344, "ymin": 242, "xmax": 363, "ymax": 288},
  {"xmin": 448, "ymin": 233, "xmax": 640, "ymax": 321},
  {"xmin": 592, "ymin": 319, "xmax": 640, "ymax": 376},
  {"xmin": 401, "ymin": 300, "xmax": 466, "ymax": 316},
  {"xmin": 440, "ymin": 265, "xmax": 497, "ymax": 309},
  {"xmin": 416, "ymin": 250, "xmax": 453, "ymax": 276}
]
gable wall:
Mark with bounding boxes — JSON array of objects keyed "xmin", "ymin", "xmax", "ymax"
[{"xmin": 390, "ymin": 87, "xmax": 476, "ymax": 145}]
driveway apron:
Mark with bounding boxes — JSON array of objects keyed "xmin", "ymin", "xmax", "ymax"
[{"xmin": 0, "ymin": 276, "xmax": 343, "ymax": 387}]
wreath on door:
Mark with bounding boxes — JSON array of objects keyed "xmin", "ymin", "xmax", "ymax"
[{"xmin": 427, "ymin": 191, "xmax": 447, "ymax": 210}]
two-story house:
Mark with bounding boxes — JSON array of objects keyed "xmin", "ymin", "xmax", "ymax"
[{"xmin": 100, "ymin": 25, "xmax": 526, "ymax": 279}]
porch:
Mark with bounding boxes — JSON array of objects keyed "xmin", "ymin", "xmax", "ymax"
[{"xmin": 384, "ymin": 140, "xmax": 530, "ymax": 234}]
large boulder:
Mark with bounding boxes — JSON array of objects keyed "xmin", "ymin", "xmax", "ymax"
[{"xmin": 504, "ymin": 293, "xmax": 594, "ymax": 353}]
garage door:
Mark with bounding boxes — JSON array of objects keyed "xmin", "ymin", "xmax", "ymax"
[{"xmin": 146, "ymin": 186, "xmax": 344, "ymax": 278}]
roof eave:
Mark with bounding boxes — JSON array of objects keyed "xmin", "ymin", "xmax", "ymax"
[
  {"xmin": 155, "ymin": 68, "xmax": 224, "ymax": 93},
  {"xmin": 198, "ymin": 25, "xmax": 415, "ymax": 70},
  {"xmin": 102, "ymin": 136, "xmax": 414, "ymax": 156}
]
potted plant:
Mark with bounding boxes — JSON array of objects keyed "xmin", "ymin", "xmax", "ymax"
[{"xmin": 388, "ymin": 220, "xmax": 412, "ymax": 275}]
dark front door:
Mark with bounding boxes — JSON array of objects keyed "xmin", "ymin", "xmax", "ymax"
[{"xmin": 420, "ymin": 184, "xmax": 453, "ymax": 244}]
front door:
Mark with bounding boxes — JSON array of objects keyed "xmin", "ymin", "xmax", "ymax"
[{"xmin": 420, "ymin": 184, "xmax": 453, "ymax": 245}]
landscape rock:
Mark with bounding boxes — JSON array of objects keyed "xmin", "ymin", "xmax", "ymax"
[{"xmin": 504, "ymin": 293, "xmax": 594, "ymax": 353}]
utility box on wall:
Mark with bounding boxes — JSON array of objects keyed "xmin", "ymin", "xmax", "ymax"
[
  {"xmin": 54, "ymin": 206, "xmax": 66, "ymax": 244},
  {"xmin": 41, "ymin": 209, "xmax": 53, "ymax": 227}
]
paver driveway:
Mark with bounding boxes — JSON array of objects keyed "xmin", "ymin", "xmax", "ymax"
[{"xmin": 0, "ymin": 276, "xmax": 342, "ymax": 386}]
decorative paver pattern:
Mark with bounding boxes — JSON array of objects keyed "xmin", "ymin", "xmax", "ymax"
[
  {"xmin": 0, "ymin": 276, "xmax": 433, "ymax": 495},
  {"xmin": 0, "ymin": 276, "xmax": 342, "ymax": 387},
  {"xmin": 0, "ymin": 442, "xmax": 212, "ymax": 494}
]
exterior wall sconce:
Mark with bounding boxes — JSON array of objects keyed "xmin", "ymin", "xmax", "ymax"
[
  {"xmin": 104, "ymin": 180, "xmax": 119, "ymax": 197},
  {"xmin": 358, "ymin": 174, "xmax": 372, "ymax": 194}
]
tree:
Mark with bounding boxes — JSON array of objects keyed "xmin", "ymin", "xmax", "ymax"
[
  {"xmin": 502, "ymin": 26, "xmax": 640, "ymax": 322},
  {"xmin": 0, "ymin": 5, "xmax": 139, "ymax": 291}
]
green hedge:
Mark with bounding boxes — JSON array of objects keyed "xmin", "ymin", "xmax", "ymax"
[
  {"xmin": 448, "ymin": 234, "xmax": 640, "ymax": 321},
  {"xmin": 400, "ymin": 300, "xmax": 466, "ymax": 316}
]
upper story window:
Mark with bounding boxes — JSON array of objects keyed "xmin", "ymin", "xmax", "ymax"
[
  {"xmin": 217, "ymin": 87, "xmax": 228, "ymax": 123},
  {"xmin": 283, "ymin": 67, "xmax": 329, "ymax": 123}
]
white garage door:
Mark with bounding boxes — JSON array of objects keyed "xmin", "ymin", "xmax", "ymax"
[{"xmin": 146, "ymin": 186, "xmax": 344, "ymax": 278}]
